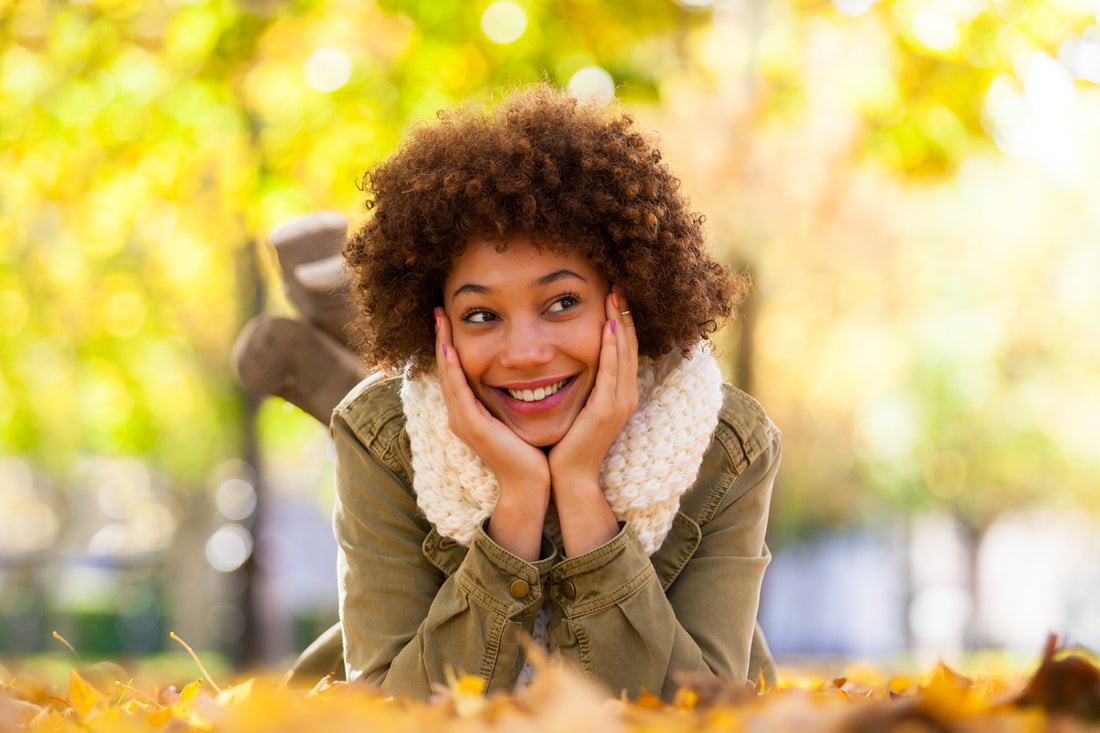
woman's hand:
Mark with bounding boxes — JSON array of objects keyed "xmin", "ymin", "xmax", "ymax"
[
  {"xmin": 548, "ymin": 289, "xmax": 639, "ymax": 556},
  {"xmin": 435, "ymin": 308, "xmax": 550, "ymax": 561}
]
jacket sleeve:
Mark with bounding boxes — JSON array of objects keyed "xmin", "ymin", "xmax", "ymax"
[
  {"xmin": 546, "ymin": 426, "xmax": 780, "ymax": 701},
  {"xmin": 333, "ymin": 410, "xmax": 555, "ymax": 697}
]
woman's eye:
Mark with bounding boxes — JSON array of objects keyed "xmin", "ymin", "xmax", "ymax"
[
  {"xmin": 462, "ymin": 310, "xmax": 497, "ymax": 324},
  {"xmin": 547, "ymin": 295, "xmax": 579, "ymax": 313}
]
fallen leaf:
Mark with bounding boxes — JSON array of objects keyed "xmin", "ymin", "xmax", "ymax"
[
  {"xmin": 1014, "ymin": 633, "xmax": 1100, "ymax": 720},
  {"xmin": 68, "ymin": 669, "xmax": 104, "ymax": 719}
]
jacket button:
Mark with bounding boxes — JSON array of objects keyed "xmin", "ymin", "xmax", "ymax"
[
  {"xmin": 561, "ymin": 580, "xmax": 576, "ymax": 599},
  {"xmin": 509, "ymin": 579, "xmax": 530, "ymax": 598}
]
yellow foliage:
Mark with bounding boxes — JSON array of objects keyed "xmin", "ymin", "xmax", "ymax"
[
  {"xmin": 5, "ymin": 641, "xmax": 1098, "ymax": 733},
  {"xmin": 67, "ymin": 669, "xmax": 103, "ymax": 719}
]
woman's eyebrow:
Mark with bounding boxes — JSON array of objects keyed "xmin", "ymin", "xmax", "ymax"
[
  {"xmin": 450, "ymin": 269, "xmax": 587, "ymax": 300},
  {"xmin": 450, "ymin": 283, "xmax": 490, "ymax": 299},
  {"xmin": 535, "ymin": 269, "xmax": 587, "ymax": 287}
]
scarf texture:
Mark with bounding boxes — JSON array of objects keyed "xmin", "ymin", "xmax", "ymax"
[{"xmin": 399, "ymin": 342, "xmax": 725, "ymax": 557}]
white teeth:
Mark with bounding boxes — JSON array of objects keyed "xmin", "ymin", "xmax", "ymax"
[{"xmin": 507, "ymin": 379, "xmax": 567, "ymax": 402}]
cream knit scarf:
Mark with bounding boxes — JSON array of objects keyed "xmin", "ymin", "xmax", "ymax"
[{"xmin": 400, "ymin": 342, "xmax": 724, "ymax": 556}]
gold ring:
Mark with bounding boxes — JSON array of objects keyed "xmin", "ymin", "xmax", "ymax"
[{"xmin": 620, "ymin": 310, "xmax": 632, "ymax": 316}]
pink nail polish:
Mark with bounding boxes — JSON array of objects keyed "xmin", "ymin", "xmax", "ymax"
[
  {"xmin": 610, "ymin": 319, "xmax": 616, "ymax": 334},
  {"xmin": 442, "ymin": 344, "xmax": 448, "ymax": 357}
]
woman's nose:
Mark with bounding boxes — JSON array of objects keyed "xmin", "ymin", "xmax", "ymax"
[{"xmin": 498, "ymin": 322, "xmax": 554, "ymax": 369}]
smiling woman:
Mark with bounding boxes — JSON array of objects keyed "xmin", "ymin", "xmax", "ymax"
[{"xmin": 317, "ymin": 84, "xmax": 782, "ymax": 702}]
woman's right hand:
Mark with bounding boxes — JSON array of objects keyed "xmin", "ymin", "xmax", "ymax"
[{"xmin": 435, "ymin": 308, "xmax": 550, "ymax": 561}]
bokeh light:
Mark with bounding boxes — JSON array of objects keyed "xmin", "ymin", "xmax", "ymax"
[
  {"xmin": 217, "ymin": 478, "xmax": 257, "ymax": 521},
  {"xmin": 567, "ymin": 65, "xmax": 615, "ymax": 99},
  {"xmin": 0, "ymin": 457, "xmax": 59, "ymax": 556},
  {"xmin": 206, "ymin": 524, "xmax": 254, "ymax": 573},
  {"xmin": 480, "ymin": 1, "xmax": 528, "ymax": 45},
  {"xmin": 305, "ymin": 48, "xmax": 352, "ymax": 92}
]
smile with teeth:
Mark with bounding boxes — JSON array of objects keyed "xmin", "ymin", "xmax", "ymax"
[{"xmin": 505, "ymin": 378, "xmax": 570, "ymax": 403}]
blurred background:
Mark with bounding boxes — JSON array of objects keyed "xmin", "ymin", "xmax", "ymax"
[{"xmin": 2, "ymin": 0, "xmax": 1099, "ymax": 673}]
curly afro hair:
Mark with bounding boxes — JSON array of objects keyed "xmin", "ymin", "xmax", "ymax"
[{"xmin": 345, "ymin": 83, "xmax": 747, "ymax": 376}]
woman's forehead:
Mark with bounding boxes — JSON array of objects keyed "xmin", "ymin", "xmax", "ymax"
[{"xmin": 444, "ymin": 237, "xmax": 606, "ymax": 298}]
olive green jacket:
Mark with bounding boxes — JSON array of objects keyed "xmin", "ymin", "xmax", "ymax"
[{"xmin": 328, "ymin": 375, "xmax": 780, "ymax": 701}]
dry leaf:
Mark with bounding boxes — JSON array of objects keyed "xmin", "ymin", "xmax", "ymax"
[
  {"xmin": 68, "ymin": 669, "xmax": 104, "ymax": 719},
  {"xmin": 1014, "ymin": 633, "xmax": 1100, "ymax": 720}
]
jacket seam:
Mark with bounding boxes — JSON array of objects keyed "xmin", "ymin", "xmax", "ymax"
[
  {"xmin": 422, "ymin": 528, "xmax": 465, "ymax": 576},
  {"xmin": 572, "ymin": 620, "xmax": 593, "ymax": 675},
  {"xmin": 695, "ymin": 464, "xmax": 737, "ymax": 526},
  {"xmin": 656, "ymin": 512, "xmax": 701, "ymax": 590},
  {"xmin": 550, "ymin": 524, "xmax": 633, "ymax": 579},
  {"xmin": 480, "ymin": 613, "xmax": 505, "ymax": 685},
  {"xmin": 562, "ymin": 563, "xmax": 655, "ymax": 617}
]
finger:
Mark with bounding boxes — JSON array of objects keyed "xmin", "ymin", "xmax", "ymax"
[
  {"xmin": 612, "ymin": 287, "xmax": 638, "ymax": 347},
  {"xmin": 610, "ymin": 288, "xmax": 639, "ymax": 403},
  {"xmin": 435, "ymin": 307, "xmax": 456, "ymax": 389},
  {"xmin": 590, "ymin": 311, "xmax": 619, "ymax": 408},
  {"xmin": 435, "ymin": 309, "xmax": 472, "ymax": 408}
]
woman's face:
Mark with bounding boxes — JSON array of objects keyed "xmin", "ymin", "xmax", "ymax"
[{"xmin": 443, "ymin": 237, "xmax": 609, "ymax": 447}]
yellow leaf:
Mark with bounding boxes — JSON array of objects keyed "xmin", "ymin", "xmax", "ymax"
[
  {"xmin": 145, "ymin": 707, "xmax": 173, "ymax": 727},
  {"xmin": 179, "ymin": 680, "xmax": 202, "ymax": 701},
  {"xmin": 216, "ymin": 678, "xmax": 258, "ymax": 708},
  {"xmin": 890, "ymin": 675, "xmax": 911, "ymax": 695},
  {"xmin": 920, "ymin": 664, "xmax": 986, "ymax": 719},
  {"xmin": 449, "ymin": 674, "xmax": 486, "ymax": 717},
  {"xmin": 68, "ymin": 669, "xmax": 104, "ymax": 718}
]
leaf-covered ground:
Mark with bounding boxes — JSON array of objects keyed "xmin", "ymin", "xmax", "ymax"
[{"xmin": 2, "ymin": 636, "xmax": 1098, "ymax": 732}]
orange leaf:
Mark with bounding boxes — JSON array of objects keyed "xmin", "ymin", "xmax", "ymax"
[
  {"xmin": 890, "ymin": 676, "xmax": 911, "ymax": 695},
  {"xmin": 68, "ymin": 669, "xmax": 104, "ymax": 718},
  {"xmin": 634, "ymin": 688, "xmax": 663, "ymax": 709}
]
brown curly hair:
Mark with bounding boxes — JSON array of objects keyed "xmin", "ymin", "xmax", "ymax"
[{"xmin": 345, "ymin": 83, "xmax": 747, "ymax": 376}]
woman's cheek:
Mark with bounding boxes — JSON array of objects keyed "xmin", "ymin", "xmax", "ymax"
[{"xmin": 447, "ymin": 330, "xmax": 475, "ymax": 375}]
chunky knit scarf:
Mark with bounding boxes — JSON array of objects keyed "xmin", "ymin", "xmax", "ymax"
[{"xmin": 400, "ymin": 342, "xmax": 724, "ymax": 557}]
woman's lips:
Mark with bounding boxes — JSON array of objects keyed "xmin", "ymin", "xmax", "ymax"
[{"xmin": 492, "ymin": 376, "xmax": 576, "ymax": 415}]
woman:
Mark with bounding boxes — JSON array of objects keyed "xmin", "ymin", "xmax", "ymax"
[{"xmin": 330, "ymin": 84, "xmax": 780, "ymax": 700}]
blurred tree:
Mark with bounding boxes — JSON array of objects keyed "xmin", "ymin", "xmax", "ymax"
[{"xmin": 649, "ymin": 4, "xmax": 1100, "ymax": 547}]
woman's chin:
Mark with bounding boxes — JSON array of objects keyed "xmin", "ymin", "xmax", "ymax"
[
  {"xmin": 512, "ymin": 422, "xmax": 570, "ymax": 449},
  {"xmin": 498, "ymin": 405, "xmax": 579, "ymax": 447}
]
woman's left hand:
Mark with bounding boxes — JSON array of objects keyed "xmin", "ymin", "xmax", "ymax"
[{"xmin": 548, "ymin": 288, "xmax": 638, "ymax": 554}]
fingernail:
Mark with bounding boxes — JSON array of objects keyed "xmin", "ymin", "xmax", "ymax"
[
  {"xmin": 610, "ymin": 319, "xmax": 616, "ymax": 334},
  {"xmin": 442, "ymin": 344, "xmax": 448, "ymax": 357},
  {"xmin": 612, "ymin": 292, "xmax": 619, "ymax": 309}
]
